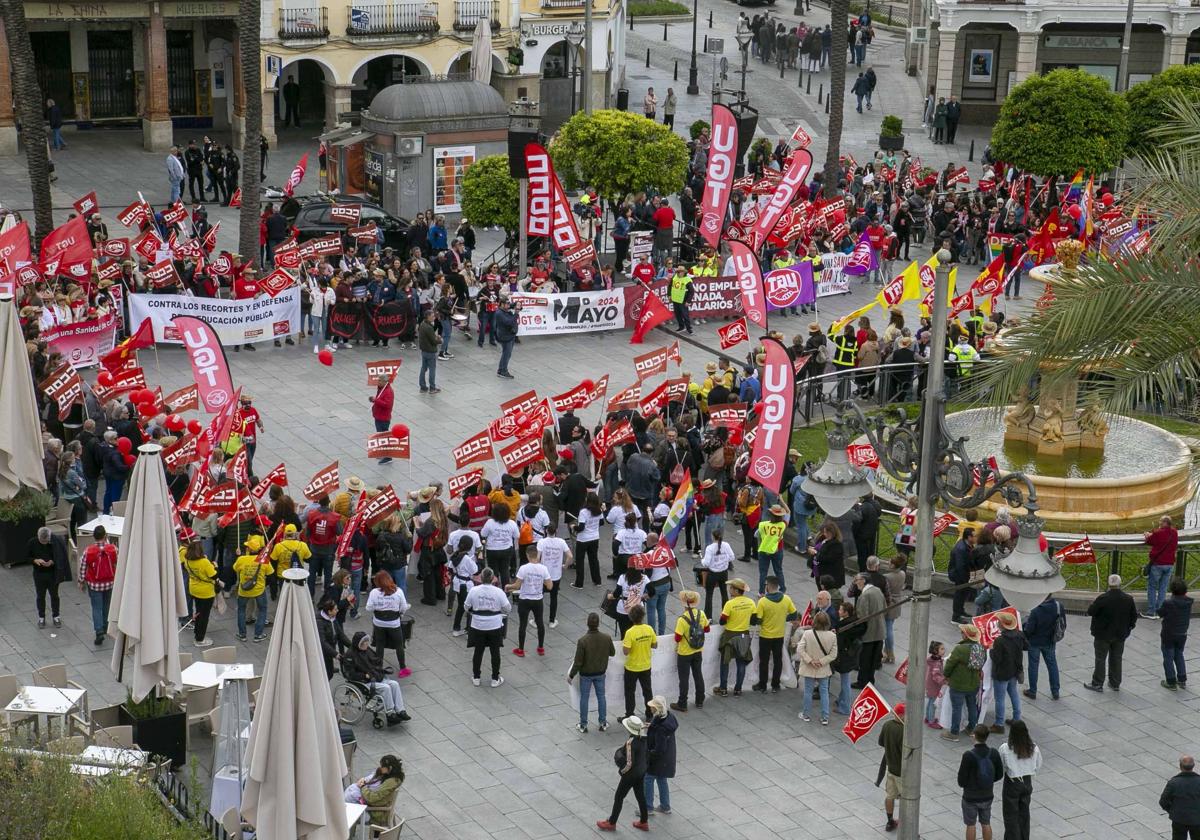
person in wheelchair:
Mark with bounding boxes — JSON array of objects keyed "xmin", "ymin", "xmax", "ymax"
[{"xmin": 343, "ymin": 631, "xmax": 410, "ymax": 726}]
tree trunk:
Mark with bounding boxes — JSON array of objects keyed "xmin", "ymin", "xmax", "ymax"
[
  {"xmin": 0, "ymin": 2, "xmax": 53, "ymax": 245},
  {"xmin": 823, "ymin": 0, "xmax": 850, "ymax": 199},
  {"xmin": 237, "ymin": 0, "xmax": 263, "ymax": 265}
]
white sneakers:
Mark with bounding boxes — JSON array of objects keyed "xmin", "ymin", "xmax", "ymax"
[
  {"xmin": 472, "ymin": 677, "xmax": 481, "ymax": 686},
  {"xmin": 195, "ymin": 638, "xmax": 214, "ymax": 648},
  {"xmin": 491, "ymin": 676, "xmax": 504, "ymax": 688}
]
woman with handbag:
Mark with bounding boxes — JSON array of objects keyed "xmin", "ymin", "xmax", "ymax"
[
  {"xmin": 697, "ymin": 478, "xmax": 727, "ymax": 549},
  {"xmin": 181, "ymin": 541, "xmax": 220, "ymax": 648},
  {"xmin": 808, "ymin": 521, "xmax": 847, "ymax": 587},
  {"xmin": 595, "ymin": 715, "xmax": 649, "ymax": 831},
  {"xmin": 795, "ymin": 611, "xmax": 839, "ymax": 724},
  {"xmin": 607, "ymin": 566, "xmax": 649, "ymax": 639}
]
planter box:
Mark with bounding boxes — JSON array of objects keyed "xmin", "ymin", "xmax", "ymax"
[
  {"xmin": 879, "ymin": 134, "xmax": 905, "ymax": 152},
  {"xmin": 0, "ymin": 516, "xmax": 43, "ymax": 567},
  {"xmin": 119, "ymin": 701, "xmax": 187, "ymax": 768}
]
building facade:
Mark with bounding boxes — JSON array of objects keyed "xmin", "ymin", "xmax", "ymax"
[
  {"xmin": 0, "ymin": 0, "xmax": 624, "ymax": 153},
  {"xmin": 907, "ymin": 0, "xmax": 1200, "ymax": 123}
]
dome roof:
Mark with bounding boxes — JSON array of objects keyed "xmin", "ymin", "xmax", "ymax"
[{"xmin": 367, "ymin": 81, "xmax": 506, "ymax": 122}]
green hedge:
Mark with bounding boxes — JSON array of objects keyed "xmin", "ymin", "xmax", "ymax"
[{"xmin": 629, "ymin": 0, "xmax": 689, "ymax": 16}]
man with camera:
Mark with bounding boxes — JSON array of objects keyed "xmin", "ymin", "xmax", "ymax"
[{"xmin": 494, "ymin": 298, "xmax": 520, "ymax": 379}]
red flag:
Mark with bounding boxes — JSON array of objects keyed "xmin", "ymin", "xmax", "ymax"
[
  {"xmin": 698, "ymin": 103, "xmax": 738, "ymax": 249},
  {"xmin": 969, "ymin": 254, "xmax": 1008, "ymax": 298},
  {"xmin": 790, "ymin": 124, "xmax": 812, "ymax": 148},
  {"xmin": 145, "ymin": 260, "xmax": 180, "ymax": 289},
  {"xmin": 163, "ymin": 383, "xmax": 199, "ymax": 414},
  {"xmin": 523, "ymin": 143, "xmax": 582, "ymax": 254},
  {"xmin": 799, "ymin": 601, "xmax": 814, "ymax": 627},
  {"xmin": 250, "ymin": 463, "xmax": 288, "ymax": 499},
  {"xmin": 638, "ymin": 381, "xmax": 670, "ymax": 417},
  {"xmin": 628, "ymin": 542, "xmax": 676, "ymax": 570},
  {"xmin": 116, "ymin": 199, "xmax": 151, "ymax": 228},
  {"xmin": 335, "ymin": 492, "xmax": 368, "ymax": 558},
  {"xmin": 303, "ymin": 460, "xmax": 340, "ymax": 501},
  {"xmin": 630, "ymin": 290, "xmax": 672, "ymax": 344},
  {"xmin": 453, "ymin": 429, "xmax": 494, "ymax": 470},
  {"xmin": 945, "ymin": 166, "xmax": 970, "ymax": 187},
  {"xmin": 973, "ymin": 606, "xmax": 1021, "ymax": 650},
  {"xmin": 229, "ymin": 188, "xmax": 242, "ymax": 208},
  {"xmin": 551, "ymin": 380, "xmax": 595, "ymax": 412},
  {"xmin": 99, "ymin": 317, "xmax": 154, "ymax": 371},
  {"xmin": 894, "ymin": 658, "xmax": 910, "ymax": 685},
  {"xmin": 747, "ymin": 339, "xmax": 793, "ymax": 494},
  {"xmin": 846, "ymin": 443, "xmax": 880, "ymax": 468},
  {"xmin": 948, "ymin": 290, "xmax": 975, "ymax": 319},
  {"xmin": 727, "ymin": 241, "xmax": 768, "ymax": 328},
  {"xmin": 162, "ymin": 434, "xmax": 200, "ymax": 470},
  {"xmin": 195, "ymin": 388, "xmax": 241, "ymax": 462},
  {"xmin": 365, "ymin": 359, "xmax": 404, "ymax": 386},
  {"xmin": 162, "ymin": 202, "xmax": 188, "ymax": 227},
  {"xmin": 172, "ymin": 316, "xmax": 236, "ymax": 414},
  {"xmin": 39, "ymin": 362, "xmax": 83, "ymax": 421},
  {"xmin": 0, "ymin": 221, "xmax": 32, "ymax": 272},
  {"xmin": 748, "ymin": 150, "xmax": 813, "ymax": 251},
  {"xmin": 709, "ymin": 402, "xmax": 747, "ymax": 430},
  {"xmin": 202, "ymin": 221, "xmax": 220, "ymax": 254},
  {"xmin": 607, "ymin": 382, "xmax": 642, "ymax": 411},
  {"xmin": 843, "ymin": 683, "xmax": 892, "ymax": 743},
  {"xmin": 448, "ymin": 468, "xmax": 485, "ymax": 499},
  {"xmin": 932, "ymin": 512, "xmax": 959, "ymax": 537},
  {"xmin": 499, "ymin": 433, "xmax": 544, "ymax": 475},
  {"xmin": 718, "ymin": 318, "xmax": 750, "ymax": 350},
  {"xmin": 633, "ymin": 346, "xmax": 671, "ymax": 381},
  {"xmin": 1054, "ymin": 537, "xmax": 1096, "ymax": 564},
  {"xmin": 283, "ymin": 153, "xmax": 309, "ymax": 197},
  {"xmin": 39, "ymin": 215, "xmax": 92, "ymax": 271},
  {"xmin": 228, "ymin": 446, "xmax": 250, "ymax": 487},
  {"xmin": 361, "ymin": 486, "xmax": 402, "ymax": 528},
  {"xmin": 258, "ymin": 268, "xmax": 296, "ymax": 298},
  {"xmin": 329, "ymin": 203, "xmax": 361, "ymax": 225},
  {"xmin": 367, "ymin": 430, "xmax": 411, "ymax": 460}
]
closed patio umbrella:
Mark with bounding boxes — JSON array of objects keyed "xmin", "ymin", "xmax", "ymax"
[
  {"xmin": 0, "ymin": 296, "xmax": 47, "ymax": 499},
  {"xmin": 470, "ymin": 16, "xmax": 493, "ymax": 85},
  {"xmin": 108, "ymin": 442, "xmax": 189, "ymax": 700},
  {"xmin": 241, "ymin": 568, "xmax": 347, "ymax": 840}
]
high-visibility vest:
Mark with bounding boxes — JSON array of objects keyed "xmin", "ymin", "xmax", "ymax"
[
  {"xmin": 967, "ymin": 314, "xmax": 984, "ymax": 338},
  {"xmin": 952, "ymin": 344, "xmax": 976, "ymax": 377},
  {"xmin": 669, "ymin": 274, "xmax": 691, "ymax": 304},
  {"xmin": 772, "ymin": 256, "xmax": 793, "ymax": 271},
  {"xmin": 833, "ymin": 334, "xmax": 857, "ymax": 368}
]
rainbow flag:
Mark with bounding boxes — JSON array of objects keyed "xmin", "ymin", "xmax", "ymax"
[
  {"xmin": 1063, "ymin": 169, "xmax": 1084, "ymax": 203},
  {"xmin": 662, "ymin": 469, "xmax": 695, "ymax": 549}
]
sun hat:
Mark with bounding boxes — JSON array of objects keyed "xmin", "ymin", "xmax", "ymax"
[
  {"xmin": 998, "ymin": 611, "xmax": 1018, "ymax": 629},
  {"xmin": 347, "ymin": 476, "xmax": 366, "ymax": 493},
  {"xmin": 416, "ymin": 486, "xmax": 437, "ymax": 503},
  {"xmin": 622, "ymin": 715, "xmax": 644, "ymax": 735},
  {"xmin": 728, "ymin": 578, "xmax": 748, "ymax": 593},
  {"xmin": 961, "ymin": 624, "xmax": 981, "ymax": 641}
]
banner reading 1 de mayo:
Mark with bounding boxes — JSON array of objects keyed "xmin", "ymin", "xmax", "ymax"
[
  {"xmin": 128, "ymin": 288, "xmax": 301, "ymax": 346},
  {"xmin": 510, "ymin": 281, "xmax": 746, "ymax": 336}
]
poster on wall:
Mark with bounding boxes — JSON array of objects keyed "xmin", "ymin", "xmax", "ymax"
[
  {"xmin": 433, "ymin": 145, "xmax": 476, "ymax": 214},
  {"xmin": 968, "ymin": 49, "xmax": 994, "ymax": 83},
  {"xmin": 366, "ymin": 149, "xmax": 384, "ymax": 203}
]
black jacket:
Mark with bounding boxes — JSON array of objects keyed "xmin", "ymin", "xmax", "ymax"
[
  {"xmin": 948, "ymin": 538, "xmax": 974, "ymax": 585},
  {"xmin": 493, "ymin": 308, "xmax": 519, "ymax": 342},
  {"xmin": 1161, "ymin": 770, "xmax": 1200, "ymax": 825},
  {"xmin": 812, "ymin": 540, "xmax": 846, "ymax": 588},
  {"xmin": 1023, "ymin": 598, "xmax": 1062, "ymax": 647},
  {"xmin": 318, "ymin": 612, "xmax": 351, "ymax": 666},
  {"xmin": 344, "ymin": 631, "xmax": 388, "ymax": 682},
  {"xmin": 852, "ymin": 497, "xmax": 881, "ymax": 559},
  {"xmin": 989, "ymin": 628, "xmax": 1028, "ymax": 681},
  {"xmin": 833, "ymin": 620, "xmax": 865, "ymax": 674},
  {"xmin": 1087, "ymin": 587, "xmax": 1138, "ymax": 642},
  {"xmin": 184, "ymin": 146, "xmax": 204, "ymax": 175},
  {"xmin": 957, "ymin": 744, "xmax": 1002, "ymax": 802},
  {"xmin": 1159, "ymin": 595, "xmax": 1193, "ymax": 640},
  {"xmin": 616, "ymin": 735, "xmax": 648, "ymax": 778},
  {"xmin": 645, "ymin": 713, "xmax": 678, "ymax": 778},
  {"xmin": 78, "ymin": 430, "xmax": 103, "ymax": 480}
]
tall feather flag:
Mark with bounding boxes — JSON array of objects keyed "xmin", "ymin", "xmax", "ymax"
[
  {"xmin": 283, "ymin": 153, "xmax": 309, "ymax": 197},
  {"xmin": 661, "ymin": 470, "xmax": 695, "ymax": 549}
]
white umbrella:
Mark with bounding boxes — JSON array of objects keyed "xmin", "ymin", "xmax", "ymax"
[
  {"xmin": 0, "ymin": 296, "xmax": 47, "ymax": 499},
  {"xmin": 108, "ymin": 442, "xmax": 188, "ymax": 700},
  {"xmin": 242, "ymin": 568, "xmax": 347, "ymax": 840},
  {"xmin": 470, "ymin": 16, "xmax": 493, "ymax": 85}
]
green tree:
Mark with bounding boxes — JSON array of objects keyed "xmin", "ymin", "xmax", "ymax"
[
  {"xmin": 1125, "ymin": 65, "xmax": 1200, "ymax": 158},
  {"xmin": 990, "ymin": 68, "xmax": 1129, "ymax": 176},
  {"xmin": 461, "ymin": 155, "xmax": 520, "ymax": 237},
  {"xmin": 974, "ymin": 95, "xmax": 1200, "ymax": 414},
  {"xmin": 0, "ymin": 2, "xmax": 53, "ymax": 244},
  {"xmin": 237, "ymin": 0, "xmax": 263, "ymax": 264},
  {"xmin": 550, "ymin": 109, "xmax": 688, "ymax": 203},
  {"xmin": 823, "ymin": 0, "xmax": 850, "ymax": 197}
]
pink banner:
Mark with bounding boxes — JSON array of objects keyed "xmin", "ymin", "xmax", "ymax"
[
  {"xmin": 172, "ymin": 315, "xmax": 236, "ymax": 413},
  {"xmin": 698, "ymin": 104, "xmax": 738, "ymax": 249},
  {"xmin": 748, "ymin": 149, "xmax": 813, "ymax": 251},
  {"xmin": 747, "ymin": 339, "xmax": 794, "ymax": 494},
  {"xmin": 42, "ymin": 313, "xmax": 118, "ymax": 369},
  {"xmin": 726, "ymin": 241, "xmax": 768, "ymax": 328}
]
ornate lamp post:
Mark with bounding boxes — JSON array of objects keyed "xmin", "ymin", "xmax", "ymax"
[
  {"xmin": 735, "ymin": 21, "xmax": 752, "ymax": 95},
  {"xmin": 803, "ymin": 250, "xmax": 1064, "ymax": 840},
  {"xmin": 565, "ymin": 21, "xmax": 585, "ymax": 115}
]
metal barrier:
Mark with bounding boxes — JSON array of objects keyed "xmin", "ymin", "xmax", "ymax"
[
  {"xmin": 155, "ymin": 765, "xmax": 232, "ymax": 840},
  {"xmin": 278, "ymin": 7, "xmax": 330, "ymax": 39}
]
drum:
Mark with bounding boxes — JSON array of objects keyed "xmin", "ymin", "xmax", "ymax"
[{"xmin": 451, "ymin": 312, "xmax": 468, "ymax": 322}]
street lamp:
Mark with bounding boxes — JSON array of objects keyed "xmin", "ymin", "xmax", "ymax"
[
  {"xmin": 802, "ymin": 249, "xmax": 1064, "ymax": 840},
  {"xmin": 687, "ymin": 0, "xmax": 700, "ymax": 95},
  {"xmin": 735, "ymin": 21, "xmax": 752, "ymax": 95},
  {"xmin": 565, "ymin": 21, "xmax": 585, "ymax": 115}
]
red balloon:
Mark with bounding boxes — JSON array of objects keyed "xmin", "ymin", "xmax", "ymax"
[
  {"xmin": 132, "ymin": 388, "xmax": 152, "ymax": 404},
  {"xmin": 187, "ymin": 419, "xmax": 203, "ymax": 435},
  {"xmin": 137, "ymin": 402, "xmax": 157, "ymax": 419},
  {"xmin": 123, "ymin": 453, "xmax": 136, "ymax": 467},
  {"xmin": 390, "ymin": 423, "xmax": 409, "ymax": 438},
  {"xmin": 165, "ymin": 414, "xmax": 185, "ymax": 432},
  {"xmin": 318, "ymin": 349, "xmax": 334, "ymax": 366},
  {"xmin": 1067, "ymin": 204, "xmax": 1083, "ymax": 220},
  {"xmin": 116, "ymin": 437, "xmax": 133, "ymax": 454},
  {"xmin": 96, "ymin": 371, "xmax": 114, "ymax": 387},
  {"xmin": 1101, "ymin": 192, "xmax": 1115, "ymax": 207}
]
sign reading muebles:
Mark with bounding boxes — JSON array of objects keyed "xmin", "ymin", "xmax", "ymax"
[{"xmin": 128, "ymin": 288, "xmax": 301, "ymax": 346}]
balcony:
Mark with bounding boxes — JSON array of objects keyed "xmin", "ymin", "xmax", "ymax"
[
  {"xmin": 278, "ymin": 7, "xmax": 330, "ymax": 39},
  {"xmin": 347, "ymin": 2, "xmax": 440, "ymax": 35},
  {"xmin": 454, "ymin": 0, "xmax": 500, "ymax": 31},
  {"xmin": 540, "ymin": 0, "xmax": 583, "ymax": 6}
]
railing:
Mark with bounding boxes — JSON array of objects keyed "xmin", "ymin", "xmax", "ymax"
[
  {"xmin": 541, "ymin": 0, "xmax": 583, "ymax": 6},
  {"xmin": 453, "ymin": 0, "xmax": 499, "ymax": 30},
  {"xmin": 346, "ymin": 2, "xmax": 439, "ymax": 35},
  {"xmin": 155, "ymin": 766, "xmax": 234, "ymax": 840},
  {"xmin": 278, "ymin": 7, "xmax": 330, "ymax": 39}
]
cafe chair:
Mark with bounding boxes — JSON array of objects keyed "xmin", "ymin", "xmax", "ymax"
[
  {"xmin": 94, "ymin": 725, "xmax": 136, "ymax": 750},
  {"xmin": 221, "ymin": 806, "xmax": 251, "ymax": 839},
  {"xmin": 44, "ymin": 500, "xmax": 73, "ymax": 537},
  {"xmin": 178, "ymin": 652, "xmax": 194, "ymax": 671},
  {"xmin": 369, "ymin": 818, "xmax": 405, "ymax": 839},
  {"xmin": 365, "ymin": 785, "xmax": 401, "ymax": 833},
  {"xmin": 183, "ymin": 685, "xmax": 219, "ymax": 734},
  {"xmin": 32, "ymin": 664, "xmax": 86, "ymax": 693},
  {"xmin": 202, "ymin": 646, "xmax": 237, "ymax": 665},
  {"xmin": 342, "ymin": 739, "xmax": 357, "ymax": 784},
  {"xmin": 110, "ymin": 501, "xmax": 127, "ymax": 517}
]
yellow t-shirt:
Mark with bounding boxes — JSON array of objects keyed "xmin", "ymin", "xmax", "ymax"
[
  {"xmin": 755, "ymin": 593, "xmax": 798, "ymax": 639},
  {"xmin": 623, "ymin": 624, "xmax": 658, "ymax": 672},
  {"xmin": 232, "ymin": 554, "xmax": 273, "ymax": 598},
  {"xmin": 674, "ymin": 608, "xmax": 710, "ymax": 656},
  {"xmin": 179, "ymin": 547, "xmax": 219, "ymax": 600},
  {"xmin": 756, "ymin": 521, "xmax": 787, "ymax": 554},
  {"xmin": 271, "ymin": 538, "xmax": 313, "ymax": 578},
  {"xmin": 721, "ymin": 595, "xmax": 756, "ymax": 632}
]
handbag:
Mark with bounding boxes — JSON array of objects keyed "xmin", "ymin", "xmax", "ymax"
[
  {"xmin": 669, "ymin": 463, "xmax": 685, "ymax": 485},
  {"xmin": 968, "ymin": 568, "xmax": 986, "ymax": 585}
]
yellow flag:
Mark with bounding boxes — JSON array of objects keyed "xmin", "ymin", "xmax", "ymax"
[
  {"xmin": 920, "ymin": 266, "xmax": 958, "ymax": 317},
  {"xmin": 946, "ymin": 266, "xmax": 957, "ymax": 306},
  {"xmin": 980, "ymin": 293, "xmax": 993, "ymax": 316},
  {"xmin": 829, "ymin": 301, "xmax": 877, "ymax": 337}
]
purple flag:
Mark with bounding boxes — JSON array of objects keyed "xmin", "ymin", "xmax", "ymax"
[{"xmin": 842, "ymin": 232, "xmax": 879, "ymax": 276}]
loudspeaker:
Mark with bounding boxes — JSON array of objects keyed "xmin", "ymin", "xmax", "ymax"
[
  {"xmin": 733, "ymin": 108, "xmax": 759, "ymax": 179},
  {"xmin": 508, "ymin": 129, "xmax": 540, "ymax": 179}
]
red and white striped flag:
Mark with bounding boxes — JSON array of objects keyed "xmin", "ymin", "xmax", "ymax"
[{"xmin": 283, "ymin": 153, "xmax": 309, "ymax": 197}]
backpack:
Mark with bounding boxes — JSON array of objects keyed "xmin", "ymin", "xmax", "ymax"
[
  {"xmin": 967, "ymin": 641, "xmax": 987, "ymax": 671},
  {"xmin": 518, "ymin": 520, "xmax": 535, "ymax": 546},
  {"xmin": 974, "ymin": 748, "xmax": 995, "ymax": 788},
  {"xmin": 1052, "ymin": 601, "xmax": 1066, "ymax": 644},
  {"xmin": 684, "ymin": 608, "xmax": 705, "ymax": 650}
]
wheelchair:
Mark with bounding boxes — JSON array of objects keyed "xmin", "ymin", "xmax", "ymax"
[{"xmin": 332, "ymin": 662, "xmax": 388, "ymax": 729}]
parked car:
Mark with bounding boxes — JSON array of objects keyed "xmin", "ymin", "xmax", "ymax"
[{"xmin": 280, "ymin": 195, "xmax": 410, "ymax": 251}]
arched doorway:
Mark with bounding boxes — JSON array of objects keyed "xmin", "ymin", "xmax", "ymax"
[
  {"xmin": 351, "ymin": 55, "xmax": 428, "ymax": 110},
  {"xmin": 277, "ymin": 57, "xmax": 333, "ymax": 131},
  {"xmin": 540, "ymin": 40, "xmax": 575, "ymax": 132}
]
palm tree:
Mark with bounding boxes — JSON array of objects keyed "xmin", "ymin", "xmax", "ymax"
[
  {"xmin": 0, "ymin": 3, "xmax": 53, "ymax": 244},
  {"xmin": 973, "ymin": 96, "xmax": 1200, "ymax": 415},
  {"xmin": 237, "ymin": 0, "xmax": 263, "ymax": 264},
  {"xmin": 822, "ymin": 0, "xmax": 849, "ymax": 198}
]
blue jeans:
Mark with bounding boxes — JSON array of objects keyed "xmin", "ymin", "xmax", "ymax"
[
  {"xmin": 925, "ymin": 696, "xmax": 938, "ymax": 723},
  {"xmin": 644, "ymin": 585, "xmax": 668, "ymax": 634},
  {"xmin": 350, "ymin": 568, "xmax": 363, "ymax": 616},
  {"xmin": 497, "ymin": 339, "xmax": 514, "ymax": 375},
  {"xmin": 439, "ymin": 317, "xmax": 452, "ymax": 354},
  {"xmin": 477, "ymin": 310, "xmax": 495, "ymax": 345},
  {"xmin": 419, "ymin": 351, "xmax": 438, "ymax": 389},
  {"xmin": 1164, "ymin": 637, "xmax": 1188, "ymax": 685},
  {"xmin": 1027, "ymin": 644, "xmax": 1059, "ymax": 696},
  {"xmin": 51, "ymin": 127, "xmax": 65, "ymax": 149},
  {"xmin": 835, "ymin": 671, "xmax": 852, "ymax": 714},
  {"xmin": 310, "ymin": 314, "xmax": 326, "ymax": 349},
  {"xmin": 169, "ymin": 179, "xmax": 182, "ymax": 203},
  {"xmin": 719, "ymin": 656, "xmax": 747, "ymax": 691},
  {"xmin": 578, "ymin": 673, "xmax": 606, "ymax": 727},
  {"xmin": 238, "ymin": 592, "xmax": 268, "ymax": 637},
  {"xmin": 703, "ymin": 514, "xmax": 723, "ymax": 547},
  {"xmin": 994, "ymin": 676, "xmax": 1021, "ymax": 723},
  {"xmin": 88, "ymin": 588, "xmax": 112, "ymax": 636},
  {"xmin": 1005, "ymin": 268, "xmax": 1023, "ymax": 297},
  {"xmin": 102, "ymin": 477, "xmax": 124, "ymax": 514},
  {"xmin": 855, "ymin": 94, "xmax": 865, "ymax": 112},
  {"xmin": 885, "ymin": 617, "xmax": 895, "ymax": 653},
  {"xmin": 794, "ymin": 514, "xmax": 809, "ymax": 554},
  {"xmin": 803, "ymin": 676, "xmax": 830, "ymax": 719},
  {"xmin": 1148, "ymin": 564, "xmax": 1174, "ymax": 615},
  {"xmin": 756, "ymin": 548, "xmax": 784, "ymax": 594},
  {"xmin": 394, "ymin": 565, "xmax": 408, "ymax": 598},
  {"xmin": 950, "ymin": 687, "xmax": 979, "ymax": 734},
  {"xmin": 644, "ymin": 775, "xmax": 670, "ymax": 811}
]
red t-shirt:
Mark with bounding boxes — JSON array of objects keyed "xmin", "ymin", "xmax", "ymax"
[
  {"xmin": 233, "ymin": 275, "xmax": 259, "ymax": 300},
  {"xmin": 866, "ymin": 225, "xmax": 887, "ymax": 251},
  {"xmin": 240, "ymin": 407, "xmax": 260, "ymax": 443},
  {"xmin": 631, "ymin": 263, "xmax": 655, "ymax": 286},
  {"xmin": 652, "ymin": 206, "xmax": 676, "ymax": 230}
]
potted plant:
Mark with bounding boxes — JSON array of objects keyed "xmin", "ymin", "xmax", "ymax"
[
  {"xmin": 0, "ymin": 486, "xmax": 52, "ymax": 567},
  {"xmin": 506, "ymin": 46, "xmax": 524, "ymax": 73},
  {"xmin": 118, "ymin": 690, "xmax": 188, "ymax": 769},
  {"xmin": 689, "ymin": 119, "xmax": 710, "ymax": 141},
  {"xmin": 879, "ymin": 114, "xmax": 905, "ymax": 152}
]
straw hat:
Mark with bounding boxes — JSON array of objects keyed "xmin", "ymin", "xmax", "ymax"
[
  {"xmin": 699, "ymin": 478, "xmax": 716, "ymax": 489},
  {"xmin": 769, "ymin": 504, "xmax": 786, "ymax": 516},
  {"xmin": 960, "ymin": 624, "xmax": 981, "ymax": 641},
  {"xmin": 808, "ymin": 322, "xmax": 821, "ymax": 333},
  {"xmin": 998, "ymin": 611, "xmax": 1018, "ymax": 630},
  {"xmin": 680, "ymin": 590, "xmax": 700, "ymax": 606},
  {"xmin": 346, "ymin": 476, "xmax": 366, "ymax": 493},
  {"xmin": 788, "ymin": 449, "xmax": 802, "ymax": 460},
  {"xmin": 705, "ymin": 362, "xmax": 718, "ymax": 374},
  {"xmin": 416, "ymin": 486, "xmax": 437, "ymax": 503},
  {"xmin": 728, "ymin": 578, "xmax": 748, "ymax": 593},
  {"xmin": 897, "ymin": 336, "xmax": 914, "ymax": 348}
]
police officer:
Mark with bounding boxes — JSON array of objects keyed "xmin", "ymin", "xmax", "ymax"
[
  {"xmin": 669, "ymin": 266, "xmax": 694, "ymax": 334},
  {"xmin": 951, "ymin": 334, "xmax": 980, "ymax": 394},
  {"xmin": 462, "ymin": 568, "xmax": 511, "ymax": 687}
]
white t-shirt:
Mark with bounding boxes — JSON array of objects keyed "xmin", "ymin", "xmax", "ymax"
[
  {"xmin": 702, "ymin": 540, "xmax": 735, "ymax": 573},
  {"xmin": 576, "ymin": 509, "xmax": 602, "ymax": 542},
  {"xmin": 607, "ymin": 506, "xmax": 643, "ymax": 530},
  {"xmin": 464, "ymin": 584, "xmax": 511, "ymax": 631},
  {"xmin": 517, "ymin": 507, "xmax": 550, "ymax": 542},
  {"xmin": 615, "ymin": 575, "xmax": 648, "ymax": 616},
  {"xmin": 536, "ymin": 536, "xmax": 569, "ymax": 581},
  {"xmin": 447, "ymin": 528, "xmax": 481, "ymax": 557},
  {"xmin": 515, "ymin": 562, "xmax": 551, "ymax": 600},
  {"xmin": 480, "ymin": 519, "xmax": 520, "ymax": 550},
  {"xmin": 616, "ymin": 527, "xmax": 647, "ymax": 556},
  {"xmin": 447, "ymin": 552, "xmax": 478, "ymax": 591}
]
